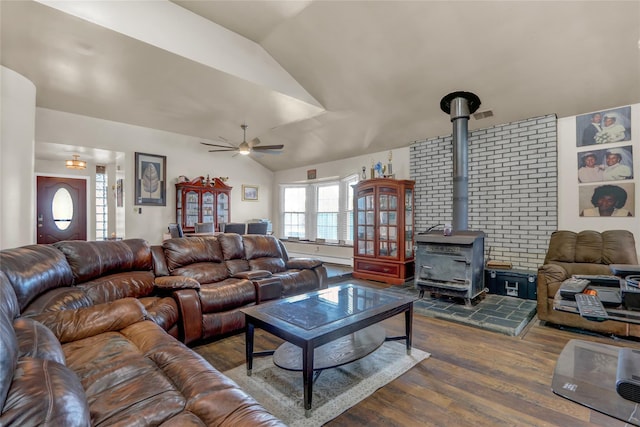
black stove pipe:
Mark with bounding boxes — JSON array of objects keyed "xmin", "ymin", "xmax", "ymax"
[{"xmin": 440, "ymin": 91, "xmax": 481, "ymax": 232}]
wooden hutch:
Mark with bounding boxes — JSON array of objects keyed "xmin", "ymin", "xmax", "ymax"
[
  {"xmin": 175, "ymin": 176, "xmax": 232, "ymax": 233},
  {"xmin": 352, "ymin": 178, "xmax": 415, "ymax": 285}
]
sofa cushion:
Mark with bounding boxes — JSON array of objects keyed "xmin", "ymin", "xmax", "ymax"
[
  {"xmin": 602, "ymin": 230, "xmax": 638, "ymax": 264},
  {"xmin": 155, "ymin": 276, "xmax": 201, "ymax": 290},
  {"xmin": 78, "ymin": 270, "xmax": 156, "ymax": 305},
  {"xmin": 21, "ymin": 287, "xmax": 92, "ymax": 317},
  {"xmin": 242, "ymin": 235, "xmax": 283, "ymax": 260},
  {"xmin": 14, "ymin": 317, "xmax": 65, "ymax": 365},
  {"xmin": 218, "ymin": 233, "xmax": 245, "ymax": 260},
  {"xmin": 1, "ymin": 358, "xmax": 90, "ymax": 427},
  {"xmin": 249, "ymin": 258, "xmax": 287, "ymax": 273},
  {"xmin": 544, "ymin": 231, "xmax": 577, "ymax": 263},
  {"xmin": 198, "ymin": 278, "xmax": 256, "ymax": 313},
  {"xmin": 31, "ymin": 298, "xmax": 147, "ymax": 344},
  {"xmin": 62, "ymin": 328, "xmax": 186, "ymax": 426},
  {"xmin": 54, "ymin": 240, "xmax": 151, "ymax": 283},
  {"xmin": 172, "ymin": 263, "xmax": 230, "ymax": 284},
  {"xmin": 0, "ymin": 272, "xmax": 19, "ymax": 410},
  {"xmin": 574, "ymin": 230, "xmax": 603, "ymax": 263},
  {"xmin": 163, "ymin": 237, "xmax": 224, "ymax": 271},
  {"xmin": 0, "ymin": 245, "xmax": 74, "ymax": 311}
]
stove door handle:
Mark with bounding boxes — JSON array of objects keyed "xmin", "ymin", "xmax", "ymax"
[
  {"xmin": 452, "ymin": 257, "xmax": 470, "ymax": 264},
  {"xmin": 452, "ymin": 277, "xmax": 468, "ymax": 283}
]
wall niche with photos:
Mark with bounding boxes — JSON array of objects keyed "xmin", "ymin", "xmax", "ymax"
[{"xmin": 575, "ymin": 105, "xmax": 635, "ymax": 217}]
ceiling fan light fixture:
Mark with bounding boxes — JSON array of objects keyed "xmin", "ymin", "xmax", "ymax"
[
  {"xmin": 238, "ymin": 142, "xmax": 251, "ymax": 155},
  {"xmin": 65, "ymin": 154, "xmax": 86, "ymax": 170}
]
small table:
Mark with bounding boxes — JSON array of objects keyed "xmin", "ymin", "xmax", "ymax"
[
  {"xmin": 554, "ymin": 289, "xmax": 640, "ymax": 324},
  {"xmin": 552, "ymin": 339, "xmax": 640, "ymax": 425},
  {"xmin": 241, "ymin": 284, "xmax": 416, "ymax": 417}
]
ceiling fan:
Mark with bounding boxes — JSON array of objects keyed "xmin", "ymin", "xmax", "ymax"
[{"xmin": 201, "ymin": 124, "xmax": 284, "ymax": 156}]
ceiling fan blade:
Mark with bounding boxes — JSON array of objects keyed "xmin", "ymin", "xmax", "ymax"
[
  {"xmin": 249, "ymin": 137, "xmax": 261, "ymax": 148},
  {"xmin": 253, "ymin": 145, "xmax": 284, "ymax": 151},
  {"xmin": 201, "ymin": 142, "xmax": 236, "ymax": 149},
  {"xmin": 208, "ymin": 148, "xmax": 237, "ymax": 153}
]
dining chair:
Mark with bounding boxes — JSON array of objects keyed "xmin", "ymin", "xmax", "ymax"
[
  {"xmin": 223, "ymin": 223, "xmax": 246, "ymax": 234},
  {"xmin": 194, "ymin": 222, "xmax": 215, "ymax": 233},
  {"xmin": 246, "ymin": 222, "xmax": 268, "ymax": 235},
  {"xmin": 168, "ymin": 223, "xmax": 184, "ymax": 238}
]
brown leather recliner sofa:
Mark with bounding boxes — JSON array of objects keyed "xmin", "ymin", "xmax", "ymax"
[
  {"xmin": 0, "ymin": 238, "xmax": 285, "ymax": 426},
  {"xmin": 153, "ymin": 233, "xmax": 327, "ymax": 345},
  {"xmin": 537, "ymin": 230, "xmax": 639, "ymax": 337}
]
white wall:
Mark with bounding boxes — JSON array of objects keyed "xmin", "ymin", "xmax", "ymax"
[
  {"xmin": 558, "ymin": 103, "xmax": 640, "ymax": 257},
  {"xmin": 35, "ymin": 109, "xmax": 274, "ymax": 245},
  {"xmin": 0, "ymin": 67, "xmax": 36, "ymax": 249}
]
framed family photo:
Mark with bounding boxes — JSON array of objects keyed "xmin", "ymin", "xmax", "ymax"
[
  {"xmin": 135, "ymin": 152, "xmax": 166, "ymax": 206},
  {"xmin": 242, "ymin": 185, "xmax": 259, "ymax": 201}
]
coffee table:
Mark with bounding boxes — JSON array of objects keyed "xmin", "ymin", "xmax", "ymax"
[{"xmin": 241, "ymin": 283, "xmax": 416, "ymax": 416}]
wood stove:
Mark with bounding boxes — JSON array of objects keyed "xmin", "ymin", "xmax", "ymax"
[
  {"xmin": 415, "ymin": 231, "xmax": 485, "ymax": 305},
  {"xmin": 414, "ymin": 91, "xmax": 486, "ymax": 305}
]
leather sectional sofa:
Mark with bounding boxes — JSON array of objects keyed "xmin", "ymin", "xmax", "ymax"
[
  {"xmin": 537, "ymin": 229, "xmax": 639, "ymax": 337},
  {"xmin": 0, "ymin": 233, "xmax": 324, "ymax": 426}
]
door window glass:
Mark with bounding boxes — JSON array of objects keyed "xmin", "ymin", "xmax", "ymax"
[{"xmin": 52, "ymin": 188, "xmax": 73, "ymax": 230}]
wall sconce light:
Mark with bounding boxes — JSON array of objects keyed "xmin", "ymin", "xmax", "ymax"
[{"xmin": 65, "ymin": 154, "xmax": 86, "ymax": 170}]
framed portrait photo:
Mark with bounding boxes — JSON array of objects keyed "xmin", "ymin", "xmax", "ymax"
[
  {"xmin": 242, "ymin": 185, "xmax": 258, "ymax": 201},
  {"xmin": 135, "ymin": 152, "xmax": 166, "ymax": 206}
]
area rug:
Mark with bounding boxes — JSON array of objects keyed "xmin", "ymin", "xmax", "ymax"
[{"xmin": 223, "ymin": 341, "xmax": 429, "ymax": 427}]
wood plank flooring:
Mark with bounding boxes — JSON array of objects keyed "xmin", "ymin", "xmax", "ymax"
[{"xmin": 195, "ymin": 284, "xmax": 640, "ymax": 426}]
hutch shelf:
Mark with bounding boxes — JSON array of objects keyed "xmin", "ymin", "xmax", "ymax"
[
  {"xmin": 175, "ymin": 176, "xmax": 231, "ymax": 233},
  {"xmin": 352, "ymin": 178, "xmax": 415, "ymax": 285}
]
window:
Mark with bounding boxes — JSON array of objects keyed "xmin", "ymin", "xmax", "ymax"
[
  {"xmin": 343, "ymin": 175, "xmax": 358, "ymax": 243},
  {"xmin": 317, "ymin": 184, "xmax": 339, "ymax": 239},
  {"xmin": 96, "ymin": 166, "xmax": 108, "ymax": 240},
  {"xmin": 283, "ymin": 186, "xmax": 306, "ymax": 238},
  {"xmin": 280, "ymin": 174, "xmax": 358, "ymax": 243}
]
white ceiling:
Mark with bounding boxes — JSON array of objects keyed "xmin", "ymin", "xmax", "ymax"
[{"xmin": 2, "ymin": 1, "xmax": 639, "ymax": 171}]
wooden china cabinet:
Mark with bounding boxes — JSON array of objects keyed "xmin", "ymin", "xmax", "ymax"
[
  {"xmin": 352, "ymin": 178, "xmax": 415, "ymax": 285},
  {"xmin": 175, "ymin": 176, "xmax": 232, "ymax": 233}
]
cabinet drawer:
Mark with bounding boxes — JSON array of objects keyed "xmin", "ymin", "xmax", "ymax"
[{"xmin": 355, "ymin": 260, "xmax": 399, "ymax": 277}]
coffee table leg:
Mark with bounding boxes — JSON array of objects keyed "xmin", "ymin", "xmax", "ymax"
[
  {"xmin": 246, "ymin": 322, "xmax": 254, "ymax": 376},
  {"xmin": 303, "ymin": 343, "xmax": 314, "ymax": 417},
  {"xmin": 405, "ymin": 304, "xmax": 413, "ymax": 355}
]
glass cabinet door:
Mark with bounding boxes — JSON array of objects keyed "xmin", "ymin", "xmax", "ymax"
[
  {"xmin": 356, "ymin": 193, "xmax": 375, "ymax": 256},
  {"xmin": 217, "ymin": 192, "xmax": 229, "ymax": 224},
  {"xmin": 176, "ymin": 188, "xmax": 183, "ymax": 226},
  {"xmin": 202, "ymin": 191, "xmax": 214, "ymax": 223},
  {"xmin": 378, "ymin": 189, "xmax": 398, "ymax": 258},
  {"xmin": 186, "ymin": 191, "xmax": 199, "ymax": 227},
  {"xmin": 405, "ymin": 188, "xmax": 414, "ymax": 258}
]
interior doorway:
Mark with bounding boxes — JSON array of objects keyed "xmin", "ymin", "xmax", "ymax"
[{"xmin": 37, "ymin": 176, "xmax": 87, "ymax": 244}]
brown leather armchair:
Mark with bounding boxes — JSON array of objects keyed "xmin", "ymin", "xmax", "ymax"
[{"xmin": 537, "ymin": 230, "xmax": 639, "ymax": 336}]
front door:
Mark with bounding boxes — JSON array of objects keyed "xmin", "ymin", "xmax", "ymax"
[{"xmin": 37, "ymin": 176, "xmax": 87, "ymax": 244}]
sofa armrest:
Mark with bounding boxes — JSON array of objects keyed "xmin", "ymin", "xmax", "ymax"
[
  {"xmin": 172, "ymin": 289, "xmax": 203, "ymax": 345},
  {"xmin": 286, "ymin": 258, "xmax": 322, "ymax": 269},
  {"xmin": 30, "ymin": 298, "xmax": 147, "ymax": 343},
  {"xmin": 155, "ymin": 275, "xmax": 200, "ymax": 290},
  {"xmin": 232, "ymin": 270, "xmax": 272, "ymax": 280}
]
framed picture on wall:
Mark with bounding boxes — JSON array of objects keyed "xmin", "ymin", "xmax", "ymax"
[
  {"xmin": 242, "ymin": 185, "xmax": 258, "ymax": 201},
  {"xmin": 134, "ymin": 152, "xmax": 166, "ymax": 206},
  {"xmin": 577, "ymin": 146, "xmax": 634, "ymax": 183},
  {"xmin": 578, "ymin": 182, "xmax": 635, "ymax": 217},
  {"xmin": 576, "ymin": 106, "xmax": 632, "ymax": 147}
]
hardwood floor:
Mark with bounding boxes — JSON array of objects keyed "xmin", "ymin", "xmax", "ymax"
[{"xmin": 195, "ymin": 286, "xmax": 640, "ymax": 426}]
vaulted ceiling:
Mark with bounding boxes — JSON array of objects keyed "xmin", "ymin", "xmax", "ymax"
[{"xmin": 2, "ymin": 1, "xmax": 639, "ymax": 171}]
